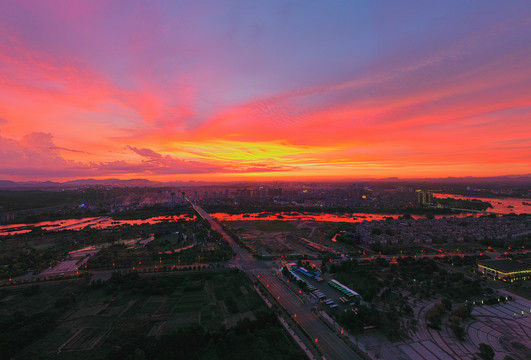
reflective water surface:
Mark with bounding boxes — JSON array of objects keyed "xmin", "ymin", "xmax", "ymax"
[
  {"xmin": 0, "ymin": 215, "xmax": 195, "ymax": 235},
  {"xmin": 434, "ymin": 193, "xmax": 531, "ymax": 214},
  {"xmin": 3, "ymin": 196, "xmax": 527, "ymax": 236}
]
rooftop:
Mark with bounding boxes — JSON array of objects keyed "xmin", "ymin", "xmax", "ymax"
[{"xmin": 478, "ymin": 259, "xmax": 531, "ymax": 273}]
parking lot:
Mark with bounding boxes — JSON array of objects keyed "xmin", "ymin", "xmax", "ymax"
[{"xmin": 286, "ymin": 264, "xmax": 362, "ymax": 314}]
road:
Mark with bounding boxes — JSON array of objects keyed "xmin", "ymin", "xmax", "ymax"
[
  {"xmin": 190, "ymin": 201, "xmax": 255, "ymax": 268},
  {"xmin": 258, "ymin": 272, "xmax": 363, "ymax": 360},
  {"xmin": 190, "ymin": 200, "xmax": 363, "ymax": 360}
]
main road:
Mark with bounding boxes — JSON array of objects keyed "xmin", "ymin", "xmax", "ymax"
[{"xmin": 189, "ymin": 200, "xmax": 364, "ymax": 360}]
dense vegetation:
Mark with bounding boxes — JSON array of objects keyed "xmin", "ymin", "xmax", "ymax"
[{"xmin": 435, "ymin": 197, "xmax": 492, "ymax": 211}]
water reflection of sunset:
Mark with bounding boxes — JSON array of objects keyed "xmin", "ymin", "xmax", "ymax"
[
  {"xmin": 0, "ymin": 215, "xmax": 195, "ymax": 236},
  {"xmin": 434, "ymin": 194, "xmax": 531, "ymax": 215},
  {"xmin": 0, "ymin": 212, "xmax": 484, "ymax": 236}
]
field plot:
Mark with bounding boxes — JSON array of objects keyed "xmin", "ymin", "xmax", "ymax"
[
  {"xmin": 61, "ymin": 327, "xmax": 110, "ymax": 351},
  {"xmin": 138, "ymin": 295, "xmax": 166, "ymax": 316},
  {"xmin": 172, "ymin": 291, "xmax": 203, "ymax": 312},
  {"xmin": 66, "ymin": 304, "xmax": 109, "ymax": 320},
  {"xmin": 97, "ymin": 303, "xmax": 123, "ymax": 317},
  {"xmin": 1, "ymin": 271, "xmax": 272, "ymax": 359},
  {"xmin": 0, "ymin": 281, "xmax": 83, "ymax": 315},
  {"xmin": 168, "ymin": 289, "xmax": 202, "ymax": 327},
  {"xmin": 168, "ymin": 312, "xmax": 199, "ymax": 328}
]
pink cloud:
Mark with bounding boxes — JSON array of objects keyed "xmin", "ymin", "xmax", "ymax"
[{"xmin": 126, "ymin": 146, "xmax": 163, "ymax": 160}]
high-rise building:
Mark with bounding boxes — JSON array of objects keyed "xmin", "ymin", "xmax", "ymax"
[{"xmin": 417, "ymin": 190, "xmax": 433, "ymax": 205}]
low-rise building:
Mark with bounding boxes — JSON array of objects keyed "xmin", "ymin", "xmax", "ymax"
[{"xmin": 477, "ymin": 259, "xmax": 531, "ymax": 281}]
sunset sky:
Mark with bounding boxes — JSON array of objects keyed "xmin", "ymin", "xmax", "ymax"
[{"xmin": 0, "ymin": 1, "xmax": 530, "ymax": 182}]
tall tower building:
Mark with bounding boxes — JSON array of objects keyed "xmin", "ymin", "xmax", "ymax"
[{"xmin": 417, "ymin": 190, "xmax": 433, "ymax": 205}]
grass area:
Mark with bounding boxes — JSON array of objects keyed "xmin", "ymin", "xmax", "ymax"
[
  {"xmin": 229, "ymin": 220, "xmax": 297, "ymax": 232},
  {"xmin": 153, "ymin": 231, "xmax": 190, "ymax": 252},
  {"xmin": 27, "ymin": 241, "xmax": 56, "ymax": 250}
]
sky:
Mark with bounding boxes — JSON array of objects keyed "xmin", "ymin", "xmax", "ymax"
[{"xmin": 0, "ymin": 0, "xmax": 530, "ymax": 182}]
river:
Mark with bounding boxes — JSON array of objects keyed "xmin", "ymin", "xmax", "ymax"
[
  {"xmin": 0, "ymin": 215, "xmax": 195, "ymax": 235},
  {"xmin": 2, "ymin": 197, "xmax": 527, "ymax": 236},
  {"xmin": 433, "ymin": 193, "xmax": 531, "ymax": 214}
]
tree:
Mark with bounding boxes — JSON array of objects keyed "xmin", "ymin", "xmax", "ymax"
[
  {"xmin": 131, "ymin": 348, "xmax": 146, "ymax": 360},
  {"xmin": 281, "ymin": 266, "xmax": 290, "ymax": 277},
  {"xmin": 452, "ymin": 304, "xmax": 472, "ymax": 319},
  {"xmin": 450, "ymin": 315, "xmax": 465, "ymax": 341},
  {"xmin": 441, "ymin": 298, "xmax": 452, "ymax": 310},
  {"xmin": 478, "ymin": 343, "xmax": 494, "ymax": 360},
  {"xmin": 426, "ymin": 302, "xmax": 446, "ymax": 329},
  {"xmin": 452, "ymin": 325, "xmax": 465, "ymax": 341},
  {"xmin": 321, "ymin": 258, "xmax": 328, "ymax": 274}
]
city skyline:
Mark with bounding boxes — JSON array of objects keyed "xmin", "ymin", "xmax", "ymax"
[{"xmin": 1, "ymin": 1, "xmax": 530, "ymax": 181}]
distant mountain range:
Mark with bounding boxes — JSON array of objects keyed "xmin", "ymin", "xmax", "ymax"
[
  {"xmin": 0, "ymin": 174, "xmax": 529, "ymax": 190},
  {"xmin": 0, "ymin": 178, "xmax": 165, "ymax": 190}
]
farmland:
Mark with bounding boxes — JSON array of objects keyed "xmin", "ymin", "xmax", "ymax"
[{"xmin": 0, "ymin": 270, "xmax": 305, "ymax": 359}]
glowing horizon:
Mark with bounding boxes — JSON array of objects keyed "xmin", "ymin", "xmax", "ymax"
[{"xmin": 0, "ymin": 1, "xmax": 530, "ymax": 182}]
